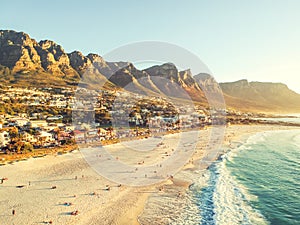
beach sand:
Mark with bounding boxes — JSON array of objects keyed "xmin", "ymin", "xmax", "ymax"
[{"xmin": 0, "ymin": 125, "xmax": 297, "ymax": 225}]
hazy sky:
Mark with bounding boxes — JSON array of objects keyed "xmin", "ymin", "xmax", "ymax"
[{"xmin": 2, "ymin": 0, "xmax": 300, "ymax": 92}]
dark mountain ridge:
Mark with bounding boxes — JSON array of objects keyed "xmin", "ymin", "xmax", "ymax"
[{"xmin": 0, "ymin": 30, "xmax": 299, "ymax": 113}]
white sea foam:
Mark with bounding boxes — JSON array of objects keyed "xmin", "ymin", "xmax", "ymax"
[
  {"xmin": 213, "ymin": 158, "xmax": 268, "ymax": 225},
  {"xmin": 141, "ymin": 128, "xmax": 300, "ymax": 225},
  {"xmin": 192, "ymin": 132, "xmax": 271, "ymax": 225}
]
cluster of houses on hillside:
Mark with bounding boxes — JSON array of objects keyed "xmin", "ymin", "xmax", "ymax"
[
  {"xmin": 0, "ymin": 114, "xmax": 122, "ymax": 152},
  {"xmin": 0, "ymin": 86, "xmax": 75, "ymax": 108},
  {"xmin": 0, "ymin": 85, "xmax": 243, "ymax": 153}
]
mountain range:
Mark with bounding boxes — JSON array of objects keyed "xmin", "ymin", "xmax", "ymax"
[{"xmin": 0, "ymin": 30, "xmax": 300, "ymax": 113}]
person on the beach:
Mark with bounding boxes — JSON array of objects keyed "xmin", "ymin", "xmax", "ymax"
[
  {"xmin": 1, "ymin": 177, "xmax": 7, "ymax": 184},
  {"xmin": 71, "ymin": 210, "xmax": 79, "ymax": 215},
  {"xmin": 12, "ymin": 209, "xmax": 15, "ymax": 215}
]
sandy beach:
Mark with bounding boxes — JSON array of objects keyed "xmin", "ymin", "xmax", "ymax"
[{"xmin": 0, "ymin": 125, "xmax": 298, "ymax": 225}]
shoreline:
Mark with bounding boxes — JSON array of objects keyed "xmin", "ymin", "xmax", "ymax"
[
  {"xmin": 2, "ymin": 121, "xmax": 300, "ymax": 166},
  {"xmin": 137, "ymin": 124, "xmax": 300, "ymax": 225},
  {"xmin": 0, "ymin": 124, "xmax": 299, "ymax": 225}
]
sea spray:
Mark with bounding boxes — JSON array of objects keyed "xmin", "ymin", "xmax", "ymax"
[{"xmin": 190, "ymin": 158, "xmax": 267, "ymax": 225}]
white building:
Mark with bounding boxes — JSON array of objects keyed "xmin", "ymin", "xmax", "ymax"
[
  {"xmin": 22, "ymin": 132, "xmax": 38, "ymax": 144},
  {"xmin": 37, "ymin": 131, "xmax": 56, "ymax": 145},
  {"xmin": 0, "ymin": 131, "xmax": 10, "ymax": 148}
]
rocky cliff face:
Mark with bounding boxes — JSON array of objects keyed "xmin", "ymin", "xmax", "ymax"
[
  {"xmin": 109, "ymin": 63, "xmax": 147, "ymax": 87},
  {"xmin": 0, "ymin": 30, "xmax": 205, "ymax": 98},
  {"xmin": 1, "ymin": 30, "xmax": 300, "ymax": 112},
  {"xmin": 0, "ymin": 30, "xmax": 42, "ymax": 73},
  {"xmin": 37, "ymin": 40, "xmax": 77, "ymax": 76},
  {"xmin": 0, "ymin": 30, "xmax": 97, "ymax": 79},
  {"xmin": 144, "ymin": 63, "xmax": 206, "ymax": 100},
  {"xmin": 220, "ymin": 80, "xmax": 300, "ymax": 109},
  {"xmin": 67, "ymin": 51, "xmax": 91, "ymax": 73},
  {"xmin": 0, "ymin": 30, "xmax": 79, "ymax": 77}
]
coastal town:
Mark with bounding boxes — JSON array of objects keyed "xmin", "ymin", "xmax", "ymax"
[
  {"xmin": 1, "ymin": 2, "xmax": 300, "ymax": 224},
  {"xmin": 0, "ymin": 84, "xmax": 292, "ymax": 163}
]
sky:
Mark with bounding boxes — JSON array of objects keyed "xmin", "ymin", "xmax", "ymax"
[{"xmin": 1, "ymin": 0, "xmax": 300, "ymax": 92}]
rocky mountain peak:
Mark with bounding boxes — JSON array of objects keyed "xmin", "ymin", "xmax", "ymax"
[
  {"xmin": 144, "ymin": 63, "xmax": 178, "ymax": 79},
  {"xmin": 0, "ymin": 30, "xmax": 37, "ymax": 47},
  {"xmin": 67, "ymin": 51, "xmax": 91, "ymax": 72},
  {"xmin": 161, "ymin": 62, "xmax": 177, "ymax": 70},
  {"xmin": 179, "ymin": 69, "xmax": 192, "ymax": 78},
  {"xmin": 0, "ymin": 30, "xmax": 41, "ymax": 72},
  {"xmin": 179, "ymin": 69, "xmax": 194, "ymax": 82},
  {"xmin": 1, "ymin": 30, "xmax": 300, "ymax": 112},
  {"xmin": 235, "ymin": 79, "xmax": 249, "ymax": 86},
  {"xmin": 87, "ymin": 53, "xmax": 104, "ymax": 64},
  {"xmin": 38, "ymin": 40, "xmax": 65, "ymax": 60},
  {"xmin": 39, "ymin": 40, "xmax": 59, "ymax": 49}
]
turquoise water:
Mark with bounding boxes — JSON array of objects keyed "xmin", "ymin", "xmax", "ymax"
[
  {"xmin": 226, "ymin": 130, "xmax": 300, "ymax": 225},
  {"xmin": 192, "ymin": 130, "xmax": 300, "ymax": 225}
]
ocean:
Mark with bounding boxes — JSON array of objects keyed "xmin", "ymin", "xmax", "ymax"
[{"xmin": 190, "ymin": 129, "xmax": 300, "ymax": 225}]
